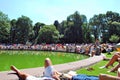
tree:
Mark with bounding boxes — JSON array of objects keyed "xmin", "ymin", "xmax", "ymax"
[
  {"xmin": 33, "ymin": 22, "xmax": 45, "ymax": 39},
  {"xmin": 13, "ymin": 15, "xmax": 33, "ymax": 44},
  {"xmin": 60, "ymin": 20, "xmax": 68, "ymax": 35},
  {"xmin": 82, "ymin": 23, "xmax": 93, "ymax": 43},
  {"xmin": 89, "ymin": 13, "xmax": 117, "ymax": 43},
  {"xmin": 106, "ymin": 11, "xmax": 120, "ymax": 42},
  {"xmin": 37, "ymin": 25, "xmax": 60, "ymax": 43},
  {"xmin": 32, "ymin": 22, "xmax": 45, "ymax": 44},
  {"xmin": 89, "ymin": 14, "xmax": 104, "ymax": 39},
  {"xmin": 108, "ymin": 21, "xmax": 120, "ymax": 37},
  {"xmin": 0, "ymin": 11, "xmax": 10, "ymax": 43},
  {"xmin": 106, "ymin": 11, "xmax": 120, "ymax": 22},
  {"xmin": 64, "ymin": 11, "xmax": 84, "ymax": 43},
  {"xmin": 54, "ymin": 20, "xmax": 60, "ymax": 30}
]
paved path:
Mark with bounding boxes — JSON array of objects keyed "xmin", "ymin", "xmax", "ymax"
[{"xmin": 0, "ymin": 55, "xmax": 104, "ymax": 80}]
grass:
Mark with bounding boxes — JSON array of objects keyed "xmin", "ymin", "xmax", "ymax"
[
  {"xmin": 1, "ymin": 50, "xmax": 118, "ymax": 77},
  {"xmin": 76, "ymin": 52, "xmax": 117, "ymax": 76},
  {"xmin": 0, "ymin": 50, "xmax": 88, "ymax": 71}
]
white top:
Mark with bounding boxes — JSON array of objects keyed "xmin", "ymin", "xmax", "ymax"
[
  {"xmin": 26, "ymin": 66, "xmax": 55, "ymax": 80},
  {"xmin": 26, "ymin": 76, "xmax": 55, "ymax": 80},
  {"xmin": 43, "ymin": 66, "xmax": 54, "ymax": 77}
]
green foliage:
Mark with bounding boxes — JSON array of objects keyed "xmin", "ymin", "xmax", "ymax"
[
  {"xmin": 0, "ymin": 10, "xmax": 120, "ymax": 44},
  {"xmin": 33, "ymin": 22, "xmax": 45, "ymax": 38},
  {"xmin": 109, "ymin": 34, "xmax": 119, "ymax": 43},
  {"xmin": 82, "ymin": 23, "xmax": 93, "ymax": 43},
  {"xmin": 89, "ymin": 14, "xmax": 106, "ymax": 40},
  {"xmin": 89, "ymin": 11, "xmax": 120, "ymax": 43},
  {"xmin": 10, "ymin": 15, "xmax": 33, "ymax": 44},
  {"xmin": 10, "ymin": 19, "xmax": 17, "ymax": 43},
  {"xmin": 59, "ymin": 20, "xmax": 68, "ymax": 35},
  {"xmin": 109, "ymin": 21, "xmax": 120, "ymax": 37},
  {"xmin": 0, "ymin": 11, "xmax": 10, "ymax": 43},
  {"xmin": 32, "ymin": 22, "xmax": 45, "ymax": 44},
  {"xmin": 64, "ymin": 11, "xmax": 85, "ymax": 43},
  {"xmin": 37, "ymin": 25, "xmax": 60, "ymax": 43}
]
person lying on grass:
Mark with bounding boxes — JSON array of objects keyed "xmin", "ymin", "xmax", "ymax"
[
  {"xmin": 10, "ymin": 58, "xmax": 61, "ymax": 80},
  {"xmin": 10, "ymin": 58, "xmax": 78, "ymax": 80},
  {"xmin": 10, "ymin": 58, "xmax": 98, "ymax": 80}
]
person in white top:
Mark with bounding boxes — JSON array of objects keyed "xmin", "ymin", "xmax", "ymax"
[{"xmin": 10, "ymin": 58, "xmax": 60, "ymax": 80}]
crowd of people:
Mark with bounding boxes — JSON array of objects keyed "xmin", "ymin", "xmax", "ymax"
[{"xmin": 0, "ymin": 42, "xmax": 115, "ymax": 57}]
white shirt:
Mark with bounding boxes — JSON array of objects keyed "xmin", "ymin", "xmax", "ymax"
[
  {"xmin": 43, "ymin": 66, "xmax": 54, "ymax": 77},
  {"xmin": 26, "ymin": 66, "xmax": 55, "ymax": 80}
]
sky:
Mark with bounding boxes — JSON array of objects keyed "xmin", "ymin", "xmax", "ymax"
[{"xmin": 0, "ymin": 0, "xmax": 120, "ymax": 25}]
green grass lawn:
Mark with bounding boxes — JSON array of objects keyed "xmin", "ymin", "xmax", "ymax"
[
  {"xmin": 1, "ymin": 50, "xmax": 117, "ymax": 77},
  {"xmin": 0, "ymin": 50, "xmax": 88, "ymax": 71},
  {"xmin": 76, "ymin": 52, "xmax": 117, "ymax": 76}
]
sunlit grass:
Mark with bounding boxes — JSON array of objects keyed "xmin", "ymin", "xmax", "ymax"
[
  {"xmin": 76, "ymin": 52, "xmax": 117, "ymax": 76},
  {"xmin": 0, "ymin": 50, "xmax": 88, "ymax": 71}
]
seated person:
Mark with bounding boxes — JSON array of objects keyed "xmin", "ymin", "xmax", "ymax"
[{"xmin": 89, "ymin": 45, "xmax": 97, "ymax": 57}]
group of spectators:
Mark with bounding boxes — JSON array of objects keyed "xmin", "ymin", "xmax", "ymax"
[
  {"xmin": 0, "ymin": 44, "xmax": 65, "ymax": 51},
  {"xmin": 0, "ymin": 41, "xmax": 115, "ymax": 57}
]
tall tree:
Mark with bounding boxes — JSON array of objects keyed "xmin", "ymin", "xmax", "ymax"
[
  {"xmin": 64, "ymin": 11, "xmax": 84, "ymax": 43},
  {"xmin": 89, "ymin": 14, "xmax": 108, "ymax": 42},
  {"xmin": 89, "ymin": 15, "xmax": 100, "ymax": 39},
  {"xmin": 32, "ymin": 22, "xmax": 45, "ymax": 44},
  {"xmin": 106, "ymin": 11, "xmax": 120, "ymax": 42},
  {"xmin": 82, "ymin": 23, "xmax": 93, "ymax": 43},
  {"xmin": 106, "ymin": 11, "xmax": 120, "ymax": 22},
  {"xmin": 54, "ymin": 20, "xmax": 60, "ymax": 30},
  {"xmin": 89, "ymin": 11, "xmax": 120, "ymax": 43},
  {"xmin": 14, "ymin": 15, "xmax": 33, "ymax": 44},
  {"xmin": 0, "ymin": 11, "xmax": 10, "ymax": 43},
  {"xmin": 60, "ymin": 20, "xmax": 68, "ymax": 35},
  {"xmin": 33, "ymin": 22, "xmax": 45, "ymax": 39}
]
